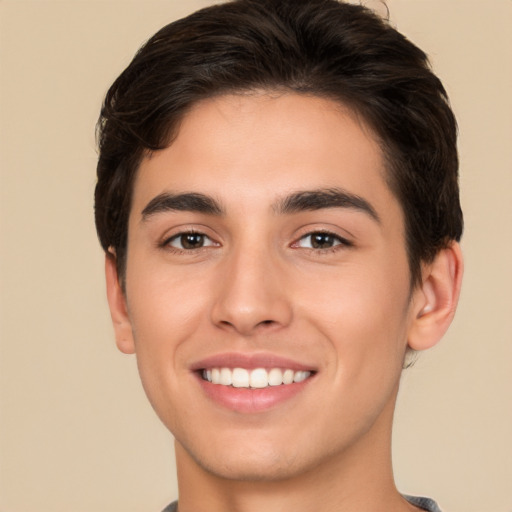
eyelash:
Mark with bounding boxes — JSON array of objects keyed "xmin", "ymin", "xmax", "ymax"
[
  {"xmin": 161, "ymin": 230, "xmax": 217, "ymax": 253},
  {"xmin": 161, "ymin": 229, "xmax": 352, "ymax": 255},
  {"xmin": 292, "ymin": 230, "xmax": 353, "ymax": 253}
]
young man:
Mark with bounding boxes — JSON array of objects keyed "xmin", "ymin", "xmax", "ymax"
[{"xmin": 94, "ymin": 1, "xmax": 463, "ymax": 511}]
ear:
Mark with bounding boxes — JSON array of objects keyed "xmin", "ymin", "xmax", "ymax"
[
  {"xmin": 105, "ymin": 250, "xmax": 136, "ymax": 354},
  {"xmin": 407, "ymin": 242, "xmax": 463, "ymax": 351}
]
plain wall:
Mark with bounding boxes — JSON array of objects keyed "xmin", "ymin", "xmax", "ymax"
[{"xmin": 0, "ymin": 1, "xmax": 511, "ymax": 511}]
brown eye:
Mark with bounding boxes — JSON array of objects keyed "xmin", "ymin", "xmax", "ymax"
[
  {"xmin": 168, "ymin": 232, "xmax": 215, "ymax": 250},
  {"xmin": 181, "ymin": 233, "xmax": 205, "ymax": 249},
  {"xmin": 296, "ymin": 232, "xmax": 350, "ymax": 250},
  {"xmin": 310, "ymin": 233, "xmax": 337, "ymax": 249}
]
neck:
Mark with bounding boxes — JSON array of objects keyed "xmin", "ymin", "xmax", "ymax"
[{"xmin": 174, "ymin": 393, "xmax": 417, "ymax": 512}]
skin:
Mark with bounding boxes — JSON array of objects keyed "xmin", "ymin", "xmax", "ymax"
[{"xmin": 106, "ymin": 93, "xmax": 463, "ymax": 512}]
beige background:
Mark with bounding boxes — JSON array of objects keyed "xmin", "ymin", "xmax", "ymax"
[{"xmin": 0, "ymin": 1, "xmax": 511, "ymax": 511}]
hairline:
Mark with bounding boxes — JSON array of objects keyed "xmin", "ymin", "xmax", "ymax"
[{"xmin": 114, "ymin": 88, "xmax": 423, "ymax": 291}]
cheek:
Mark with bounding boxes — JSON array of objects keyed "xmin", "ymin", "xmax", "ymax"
[
  {"xmin": 299, "ymin": 258, "xmax": 412, "ymax": 369},
  {"xmin": 126, "ymin": 259, "xmax": 209, "ymax": 335},
  {"xmin": 123, "ymin": 261, "xmax": 212, "ymax": 393},
  {"xmin": 123, "ymin": 268, "xmax": 208, "ymax": 430}
]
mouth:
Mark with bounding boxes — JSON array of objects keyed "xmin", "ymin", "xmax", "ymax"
[
  {"xmin": 191, "ymin": 353, "xmax": 317, "ymax": 413},
  {"xmin": 201, "ymin": 367, "xmax": 312, "ymax": 388}
]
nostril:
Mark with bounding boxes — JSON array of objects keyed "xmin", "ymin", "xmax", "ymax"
[{"xmin": 218, "ymin": 320, "xmax": 239, "ymax": 331}]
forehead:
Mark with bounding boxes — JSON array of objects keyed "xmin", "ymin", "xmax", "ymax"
[{"xmin": 132, "ymin": 93, "xmax": 402, "ymax": 227}]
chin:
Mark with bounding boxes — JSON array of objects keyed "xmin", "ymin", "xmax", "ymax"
[
  {"xmin": 200, "ymin": 456, "xmax": 306, "ymax": 482},
  {"xmin": 181, "ymin": 437, "xmax": 314, "ymax": 482}
]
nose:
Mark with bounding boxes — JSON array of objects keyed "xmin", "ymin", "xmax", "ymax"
[{"xmin": 210, "ymin": 244, "xmax": 293, "ymax": 336}]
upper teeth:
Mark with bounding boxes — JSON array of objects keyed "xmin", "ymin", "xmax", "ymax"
[{"xmin": 203, "ymin": 367, "xmax": 311, "ymax": 388}]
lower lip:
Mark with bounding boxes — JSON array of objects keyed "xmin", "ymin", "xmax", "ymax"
[{"xmin": 195, "ymin": 373, "xmax": 313, "ymax": 413}]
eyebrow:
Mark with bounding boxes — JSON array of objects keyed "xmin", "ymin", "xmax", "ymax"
[
  {"xmin": 141, "ymin": 187, "xmax": 380, "ymax": 223},
  {"xmin": 275, "ymin": 187, "xmax": 380, "ymax": 223},
  {"xmin": 141, "ymin": 192, "xmax": 224, "ymax": 219}
]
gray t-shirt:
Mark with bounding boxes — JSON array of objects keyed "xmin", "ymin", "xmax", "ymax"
[{"xmin": 162, "ymin": 495, "xmax": 442, "ymax": 511}]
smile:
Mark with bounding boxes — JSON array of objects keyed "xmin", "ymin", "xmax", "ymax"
[
  {"xmin": 202, "ymin": 367, "xmax": 312, "ymax": 388},
  {"xmin": 193, "ymin": 354, "xmax": 317, "ymax": 413}
]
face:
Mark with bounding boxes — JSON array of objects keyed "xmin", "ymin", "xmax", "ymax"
[{"xmin": 115, "ymin": 93, "xmax": 424, "ymax": 481}]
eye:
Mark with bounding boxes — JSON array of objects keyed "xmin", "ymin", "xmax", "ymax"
[
  {"xmin": 166, "ymin": 231, "xmax": 216, "ymax": 250},
  {"xmin": 295, "ymin": 231, "xmax": 350, "ymax": 250}
]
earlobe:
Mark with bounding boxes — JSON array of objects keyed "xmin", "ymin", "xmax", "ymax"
[
  {"xmin": 408, "ymin": 242, "xmax": 463, "ymax": 351},
  {"xmin": 105, "ymin": 250, "xmax": 136, "ymax": 354}
]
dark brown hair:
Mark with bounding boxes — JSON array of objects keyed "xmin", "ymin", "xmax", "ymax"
[{"xmin": 95, "ymin": 0, "xmax": 463, "ymax": 286}]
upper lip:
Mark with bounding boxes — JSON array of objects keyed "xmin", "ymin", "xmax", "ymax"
[{"xmin": 190, "ymin": 352, "xmax": 317, "ymax": 372}]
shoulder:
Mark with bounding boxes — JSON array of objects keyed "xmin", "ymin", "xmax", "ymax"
[
  {"xmin": 405, "ymin": 495, "xmax": 443, "ymax": 512},
  {"xmin": 161, "ymin": 501, "xmax": 178, "ymax": 512},
  {"xmin": 163, "ymin": 497, "xmax": 442, "ymax": 512}
]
